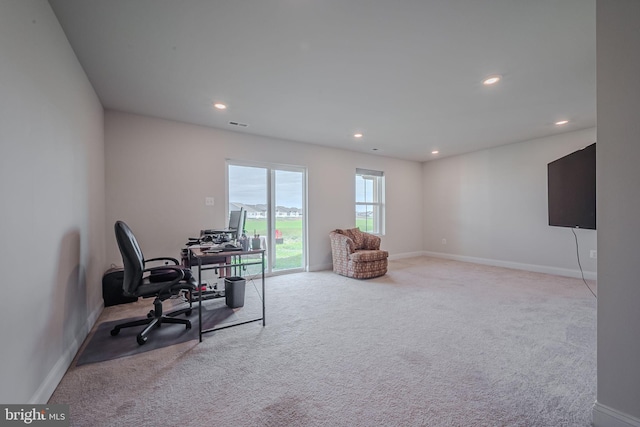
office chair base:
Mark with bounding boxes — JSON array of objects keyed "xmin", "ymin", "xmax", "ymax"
[
  {"xmin": 110, "ymin": 316, "xmax": 192, "ymax": 345},
  {"xmin": 110, "ymin": 298, "xmax": 193, "ymax": 345},
  {"xmin": 147, "ymin": 306, "xmax": 192, "ymax": 318},
  {"xmin": 136, "ymin": 316, "xmax": 192, "ymax": 345}
]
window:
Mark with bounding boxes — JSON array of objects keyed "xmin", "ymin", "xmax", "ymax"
[{"xmin": 355, "ymin": 168, "xmax": 385, "ymax": 234}]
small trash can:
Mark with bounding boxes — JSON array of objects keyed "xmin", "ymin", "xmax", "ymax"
[{"xmin": 225, "ymin": 276, "xmax": 246, "ymax": 308}]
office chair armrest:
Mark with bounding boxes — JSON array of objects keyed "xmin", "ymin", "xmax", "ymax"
[
  {"xmin": 144, "ymin": 265, "xmax": 185, "ymax": 277},
  {"xmin": 143, "ymin": 265, "xmax": 186, "ymax": 293},
  {"xmin": 145, "ymin": 256, "xmax": 180, "ymax": 265}
]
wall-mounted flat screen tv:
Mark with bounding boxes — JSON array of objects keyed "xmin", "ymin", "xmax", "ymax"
[{"xmin": 547, "ymin": 142, "xmax": 596, "ymax": 230}]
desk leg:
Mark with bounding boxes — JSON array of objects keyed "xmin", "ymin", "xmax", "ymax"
[
  {"xmin": 198, "ymin": 258, "xmax": 202, "ymax": 342},
  {"xmin": 262, "ymin": 252, "xmax": 266, "ymax": 326}
]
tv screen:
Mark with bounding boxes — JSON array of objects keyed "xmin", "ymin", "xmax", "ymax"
[{"xmin": 547, "ymin": 143, "xmax": 596, "ymax": 230}]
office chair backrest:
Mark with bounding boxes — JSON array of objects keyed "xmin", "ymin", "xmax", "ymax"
[{"xmin": 114, "ymin": 221, "xmax": 145, "ymax": 296}]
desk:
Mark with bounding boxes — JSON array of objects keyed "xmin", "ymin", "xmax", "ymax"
[
  {"xmin": 189, "ymin": 247, "xmax": 265, "ymax": 342},
  {"xmin": 183, "ymin": 246, "xmax": 233, "ymax": 279}
]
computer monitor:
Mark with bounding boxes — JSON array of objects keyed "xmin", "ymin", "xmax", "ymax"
[
  {"xmin": 228, "ymin": 210, "xmax": 242, "ymax": 230},
  {"xmin": 228, "ymin": 207, "xmax": 246, "ymax": 235},
  {"xmin": 200, "ymin": 208, "xmax": 245, "ymax": 239}
]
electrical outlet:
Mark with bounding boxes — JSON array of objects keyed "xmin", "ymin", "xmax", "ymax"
[
  {"xmin": 205, "ymin": 197, "xmax": 215, "ymax": 206},
  {"xmin": 441, "ymin": 238, "xmax": 447, "ymax": 245},
  {"xmin": 590, "ymin": 250, "xmax": 597, "ymax": 259}
]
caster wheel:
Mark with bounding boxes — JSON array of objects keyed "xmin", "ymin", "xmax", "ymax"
[
  {"xmin": 185, "ymin": 310, "xmax": 192, "ymax": 316},
  {"xmin": 110, "ymin": 328, "xmax": 120, "ymax": 336},
  {"xmin": 137, "ymin": 335, "xmax": 148, "ymax": 345},
  {"xmin": 147, "ymin": 311, "xmax": 154, "ymax": 319},
  {"xmin": 185, "ymin": 321, "xmax": 192, "ymax": 330}
]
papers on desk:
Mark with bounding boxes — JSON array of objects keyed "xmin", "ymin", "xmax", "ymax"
[
  {"xmin": 200, "ymin": 244, "xmax": 243, "ymax": 253},
  {"xmin": 202, "ymin": 248, "xmax": 223, "ymax": 253}
]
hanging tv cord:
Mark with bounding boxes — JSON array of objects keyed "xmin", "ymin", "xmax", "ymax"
[{"xmin": 571, "ymin": 228, "xmax": 597, "ymax": 299}]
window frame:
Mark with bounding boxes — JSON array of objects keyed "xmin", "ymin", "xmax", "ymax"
[
  {"xmin": 355, "ymin": 168, "xmax": 385, "ymax": 235},
  {"xmin": 226, "ymin": 160, "xmax": 308, "ymax": 274}
]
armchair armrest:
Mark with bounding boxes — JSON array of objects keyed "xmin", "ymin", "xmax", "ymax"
[{"xmin": 329, "ymin": 232, "xmax": 356, "ymax": 254}]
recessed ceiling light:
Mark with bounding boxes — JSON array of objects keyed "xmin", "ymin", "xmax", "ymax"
[
  {"xmin": 213, "ymin": 103, "xmax": 227, "ymax": 110},
  {"xmin": 555, "ymin": 120, "xmax": 569, "ymax": 126},
  {"xmin": 354, "ymin": 133, "xmax": 363, "ymax": 138},
  {"xmin": 482, "ymin": 75, "xmax": 502, "ymax": 85},
  {"xmin": 432, "ymin": 150, "xmax": 439, "ymax": 155}
]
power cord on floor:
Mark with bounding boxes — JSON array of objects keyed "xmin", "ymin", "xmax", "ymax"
[{"xmin": 571, "ymin": 228, "xmax": 597, "ymax": 299}]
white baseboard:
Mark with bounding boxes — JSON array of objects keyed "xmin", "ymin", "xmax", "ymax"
[
  {"xmin": 423, "ymin": 251, "xmax": 597, "ymax": 281},
  {"xmin": 388, "ymin": 251, "xmax": 425, "ymax": 260},
  {"xmin": 32, "ymin": 301, "xmax": 104, "ymax": 404},
  {"xmin": 309, "ymin": 262, "xmax": 332, "ymax": 272},
  {"xmin": 314, "ymin": 251, "xmax": 596, "ymax": 281},
  {"xmin": 312, "ymin": 251, "xmax": 424, "ymax": 272},
  {"xmin": 593, "ymin": 402, "xmax": 640, "ymax": 427}
]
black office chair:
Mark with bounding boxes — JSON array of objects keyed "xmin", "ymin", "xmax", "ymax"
[{"xmin": 111, "ymin": 221, "xmax": 197, "ymax": 345}]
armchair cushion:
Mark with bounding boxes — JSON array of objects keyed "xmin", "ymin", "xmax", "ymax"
[
  {"xmin": 338, "ymin": 228, "xmax": 366, "ymax": 249},
  {"xmin": 362, "ymin": 232, "xmax": 381, "ymax": 250},
  {"xmin": 349, "ymin": 249, "xmax": 388, "ymax": 262},
  {"xmin": 332, "ymin": 228, "xmax": 381, "ymax": 251}
]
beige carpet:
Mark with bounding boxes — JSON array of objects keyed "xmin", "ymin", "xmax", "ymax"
[{"xmin": 50, "ymin": 257, "xmax": 597, "ymax": 426}]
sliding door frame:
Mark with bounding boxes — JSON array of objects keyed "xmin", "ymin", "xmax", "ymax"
[{"xmin": 226, "ymin": 159, "xmax": 308, "ymax": 275}]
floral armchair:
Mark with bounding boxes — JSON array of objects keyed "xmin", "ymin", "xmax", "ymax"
[{"xmin": 329, "ymin": 228, "xmax": 389, "ymax": 279}]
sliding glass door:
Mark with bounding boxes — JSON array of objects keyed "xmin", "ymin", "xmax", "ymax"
[{"xmin": 228, "ymin": 162, "xmax": 306, "ymax": 274}]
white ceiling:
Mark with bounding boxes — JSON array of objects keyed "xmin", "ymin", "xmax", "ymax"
[{"xmin": 48, "ymin": 0, "xmax": 596, "ymax": 162}]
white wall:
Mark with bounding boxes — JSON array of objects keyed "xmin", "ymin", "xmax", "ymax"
[
  {"xmin": 105, "ymin": 111, "xmax": 423, "ymax": 271},
  {"xmin": 422, "ymin": 128, "xmax": 597, "ymax": 279},
  {"xmin": 0, "ymin": 0, "xmax": 105, "ymax": 403},
  {"xmin": 594, "ymin": 0, "xmax": 640, "ymax": 425}
]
